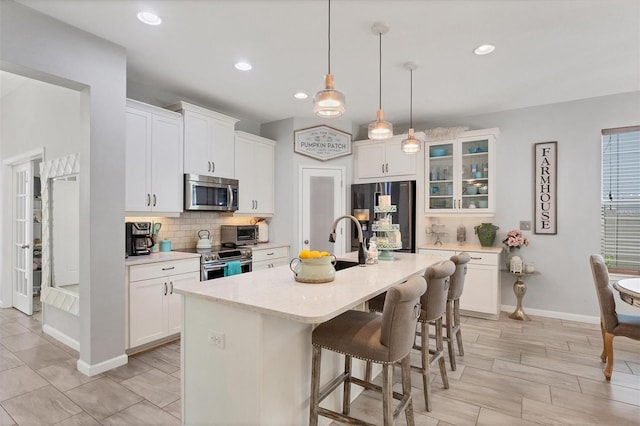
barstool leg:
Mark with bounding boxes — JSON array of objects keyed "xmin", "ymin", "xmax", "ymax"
[
  {"xmin": 382, "ymin": 363, "xmax": 393, "ymax": 426},
  {"xmin": 309, "ymin": 345, "xmax": 321, "ymax": 426},
  {"xmin": 454, "ymin": 299, "xmax": 464, "ymax": 356},
  {"xmin": 435, "ymin": 318, "xmax": 449, "ymax": 389},
  {"xmin": 343, "ymin": 355, "xmax": 352, "ymax": 415},
  {"xmin": 446, "ymin": 300, "xmax": 456, "ymax": 371},
  {"xmin": 421, "ymin": 321, "xmax": 432, "ymax": 411},
  {"xmin": 401, "ymin": 355, "xmax": 415, "ymax": 426}
]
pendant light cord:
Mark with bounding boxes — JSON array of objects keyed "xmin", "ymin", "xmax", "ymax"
[
  {"xmin": 378, "ymin": 32, "xmax": 382, "ymax": 110},
  {"xmin": 327, "ymin": 0, "xmax": 331, "ymax": 75},
  {"xmin": 409, "ymin": 68, "xmax": 414, "ymax": 128}
]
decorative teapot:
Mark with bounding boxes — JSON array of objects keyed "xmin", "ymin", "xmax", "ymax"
[{"xmin": 290, "ymin": 254, "xmax": 336, "ymax": 284}]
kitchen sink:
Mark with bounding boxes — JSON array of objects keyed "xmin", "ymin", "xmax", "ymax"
[{"xmin": 334, "ymin": 260, "xmax": 360, "ymax": 271}]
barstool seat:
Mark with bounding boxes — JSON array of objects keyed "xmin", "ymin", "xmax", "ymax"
[{"xmin": 309, "ymin": 275, "xmax": 427, "ymax": 426}]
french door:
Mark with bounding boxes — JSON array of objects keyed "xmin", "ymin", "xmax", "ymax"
[{"xmin": 13, "ymin": 161, "xmax": 34, "ymax": 315}]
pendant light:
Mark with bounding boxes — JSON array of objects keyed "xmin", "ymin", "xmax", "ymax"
[
  {"xmin": 367, "ymin": 22, "xmax": 393, "ymax": 140},
  {"xmin": 313, "ymin": 0, "xmax": 345, "ymax": 118},
  {"xmin": 401, "ymin": 62, "xmax": 422, "ymax": 154}
]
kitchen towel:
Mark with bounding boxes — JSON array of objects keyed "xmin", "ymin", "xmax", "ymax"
[{"xmin": 224, "ymin": 261, "xmax": 242, "ymax": 277}]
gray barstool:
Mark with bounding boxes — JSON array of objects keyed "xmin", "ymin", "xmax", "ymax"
[
  {"xmin": 368, "ymin": 260, "xmax": 455, "ymax": 412},
  {"xmin": 444, "ymin": 252, "xmax": 470, "ymax": 371},
  {"xmin": 309, "ymin": 275, "xmax": 427, "ymax": 426}
]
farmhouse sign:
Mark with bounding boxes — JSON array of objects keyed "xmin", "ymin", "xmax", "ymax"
[
  {"xmin": 294, "ymin": 125, "xmax": 351, "ymax": 161},
  {"xmin": 534, "ymin": 141, "xmax": 557, "ymax": 234}
]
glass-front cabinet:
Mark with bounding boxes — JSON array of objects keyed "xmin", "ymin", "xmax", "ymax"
[{"xmin": 425, "ymin": 128, "xmax": 499, "ymax": 215}]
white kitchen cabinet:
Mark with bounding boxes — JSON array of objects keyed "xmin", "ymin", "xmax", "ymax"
[
  {"xmin": 125, "ymin": 99, "xmax": 184, "ymax": 214},
  {"xmin": 252, "ymin": 245, "xmax": 289, "ymax": 271},
  {"xmin": 425, "ymin": 128, "xmax": 499, "ymax": 216},
  {"xmin": 234, "ymin": 131, "xmax": 275, "ymax": 216},
  {"xmin": 418, "ymin": 246, "xmax": 501, "ymax": 319},
  {"xmin": 167, "ymin": 101, "xmax": 239, "ymax": 179},
  {"xmin": 353, "ymin": 134, "xmax": 419, "ymax": 182},
  {"xmin": 127, "ymin": 258, "xmax": 199, "ymax": 349}
]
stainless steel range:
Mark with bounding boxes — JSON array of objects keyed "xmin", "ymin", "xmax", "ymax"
[{"xmin": 178, "ymin": 246, "xmax": 252, "ymax": 281}]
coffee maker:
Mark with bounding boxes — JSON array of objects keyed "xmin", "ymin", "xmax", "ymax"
[{"xmin": 125, "ymin": 222, "xmax": 154, "ymax": 256}]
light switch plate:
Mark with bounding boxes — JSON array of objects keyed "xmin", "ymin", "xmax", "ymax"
[{"xmin": 520, "ymin": 221, "xmax": 532, "ymax": 231}]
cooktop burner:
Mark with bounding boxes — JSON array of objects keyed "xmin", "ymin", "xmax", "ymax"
[{"xmin": 177, "ymin": 246, "xmax": 252, "ymax": 263}]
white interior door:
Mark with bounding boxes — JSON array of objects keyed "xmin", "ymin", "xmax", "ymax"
[
  {"xmin": 300, "ymin": 167, "xmax": 345, "ymax": 256},
  {"xmin": 13, "ymin": 161, "xmax": 34, "ymax": 315}
]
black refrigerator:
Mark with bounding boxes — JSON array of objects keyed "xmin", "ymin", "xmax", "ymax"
[{"xmin": 350, "ymin": 180, "xmax": 416, "ymax": 253}]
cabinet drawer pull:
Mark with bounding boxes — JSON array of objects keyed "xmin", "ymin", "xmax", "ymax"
[
  {"xmin": 266, "ymin": 252, "xmax": 274, "ymax": 256},
  {"xmin": 164, "ymin": 282, "xmax": 168, "ymax": 296},
  {"xmin": 162, "ymin": 266, "xmax": 175, "ymax": 271},
  {"xmin": 470, "ymin": 256, "xmax": 482, "ymax": 260}
]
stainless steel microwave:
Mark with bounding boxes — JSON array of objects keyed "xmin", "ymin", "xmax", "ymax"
[{"xmin": 184, "ymin": 174, "xmax": 238, "ymax": 211}]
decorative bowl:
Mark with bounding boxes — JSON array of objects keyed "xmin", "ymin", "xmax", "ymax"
[
  {"xmin": 466, "ymin": 186, "xmax": 478, "ymax": 195},
  {"xmin": 431, "ymin": 148, "xmax": 448, "ymax": 157},
  {"xmin": 477, "ymin": 200, "xmax": 488, "ymax": 208},
  {"xmin": 478, "ymin": 186, "xmax": 488, "ymax": 194}
]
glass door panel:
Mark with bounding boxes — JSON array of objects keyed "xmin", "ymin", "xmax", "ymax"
[
  {"xmin": 427, "ymin": 143, "xmax": 454, "ymax": 210},
  {"xmin": 461, "ymin": 139, "xmax": 490, "ymax": 210}
]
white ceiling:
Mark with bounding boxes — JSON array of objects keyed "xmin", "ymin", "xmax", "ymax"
[{"xmin": 11, "ymin": 0, "xmax": 640, "ymax": 128}]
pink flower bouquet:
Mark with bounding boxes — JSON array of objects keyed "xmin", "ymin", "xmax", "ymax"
[{"xmin": 502, "ymin": 230, "xmax": 530, "ymax": 248}]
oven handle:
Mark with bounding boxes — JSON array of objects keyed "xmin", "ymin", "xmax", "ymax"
[{"xmin": 202, "ymin": 259, "xmax": 252, "ymax": 271}]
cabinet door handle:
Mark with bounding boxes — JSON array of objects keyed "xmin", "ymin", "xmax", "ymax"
[
  {"xmin": 164, "ymin": 282, "xmax": 168, "ymax": 296},
  {"xmin": 382, "ymin": 164, "xmax": 385, "ymax": 173},
  {"xmin": 255, "ymin": 200, "xmax": 258, "ymax": 209},
  {"xmin": 212, "ymin": 161, "xmax": 215, "ymax": 173},
  {"xmin": 169, "ymin": 281, "xmax": 174, "ymax": 294},
  {"xmin": 147, "ymin": 194, "xmax": 151, "ymax": 206},
  {"xmin": 153, "ymin": 194, "xmax": 157, "ymax": 207},
  {"xmin": 386, "ymin": 163, "xmax": 389, "ymax": 173}
]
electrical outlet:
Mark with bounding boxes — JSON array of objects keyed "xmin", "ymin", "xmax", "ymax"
[
  {"xmin": 208, "ymin": 330, "xmax": 225, "ymax": 349},
  {"xmin": 520, "ymin": 221, "xmax": 532, "ymax": 231}
]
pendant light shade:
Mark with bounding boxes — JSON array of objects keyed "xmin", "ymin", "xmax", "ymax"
[
  {"xmin": 401, "ymin": 62, "xmax": 422, "ymax": 154},
  {"xmin": 313, "ymin": 0, "xmax": 345, "ymax": 118},
  {"xmin": 368, "ymin": 22, "xmax": 393, "ymax": 140}
]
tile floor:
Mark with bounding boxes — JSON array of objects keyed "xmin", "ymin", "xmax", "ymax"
[{"xmin": 1, "ymin": 306, "xmax": 639, "ymax": 425}]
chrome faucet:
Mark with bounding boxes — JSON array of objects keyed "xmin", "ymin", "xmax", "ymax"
[{"xmin": 329, "ymin": 215, "xmax": 367, "ymax": 266}]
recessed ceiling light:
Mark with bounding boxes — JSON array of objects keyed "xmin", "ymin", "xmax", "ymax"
[
  {"xmin": 294, "ymin": 92, "xmax": 308, "ymax": 100},
  {"xmin": 474, "ymin": 44, "xmax": 495, "ymax": 56},
  {"xmin": 137, "ymin": 11, "xmax": 162, "ymax": 26},
  {"xmin": 235, "ymin": 62, "xmax": 252, "ymax": 71}
]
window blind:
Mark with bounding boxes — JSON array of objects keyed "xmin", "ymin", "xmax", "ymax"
[{"xmin": 601, "ymin": 127, "xmax": 640, "ymax": 274}]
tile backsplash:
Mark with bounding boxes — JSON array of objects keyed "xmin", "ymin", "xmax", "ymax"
[{"xmin": 125, "ymin": 212, "xmax": 257, "ymax": 250}]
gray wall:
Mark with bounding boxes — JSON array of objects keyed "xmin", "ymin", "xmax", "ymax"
[
  {"xmin": 422, "ymin": 92, "xmax": 640, "ymax": 318},
  {"xmin": 1, "ymin": 0, "xmax": 127, "ymax": 369}
]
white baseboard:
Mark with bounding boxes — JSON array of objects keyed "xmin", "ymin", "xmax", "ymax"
[
  {"xmin": 42, "ymin": 324, "xmax": 80, "ymax": 351},
  {"xmin": 500, "ymin": 305, "xmax": 600, "ymax": 324},
  {"xmin": 77, "ymin": 354, "xmax": 128, "ymax": 377}
]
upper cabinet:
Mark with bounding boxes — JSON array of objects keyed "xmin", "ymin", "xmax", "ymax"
[
  {"xmin": 353, "ymin": 134, "xmax": 420, "ymax": 182},
  {"xmin": 234, "ymin": 131, "xmax": 275, "ymax": 216},
  {"xmin": 167, "ymin": 101, "xmax": 239, "ymax": 179},
  {"xmin": 125, "ymin": 99, "xmax": 184, "ymax": 214},
  {"xmin": 425, "ymin": 128, "xmax": 499, "ymax": 216}
]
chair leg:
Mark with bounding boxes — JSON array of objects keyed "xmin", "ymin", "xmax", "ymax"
[
  {"xmin": 445, "ymin": 300, "xmax": 456, "ymax": 371},
  {"xmin": 420, "ymin": 321, "xmax": 432, "ymax": 412},
  {"xmin": 603, "ymin": 332, "xmax": 614, "ymax": 381},
  {"xmin": 401, "ymin": 355, "xmax": 415, "ymax": 426},
  {"xmin": 343, "ymin": 355, "xmax": 352, "ymax": 415},
  {"xmin": 309, "ymin": 345, "xmax": 321, "ymax": 426},
  {"xmin": 454, "ymin": 299, "xmax": 464, "ymax": 356},
  {"xmin": 435, "ymin": 317, "xmax": 449, "ymax": 389},
  {"xmin": 599, "ymin": 321, "xmax": 608, "ymax": 363},
  {"xmin": 382, "ymin": 363, "xmax": 393, "ymax": 426}
]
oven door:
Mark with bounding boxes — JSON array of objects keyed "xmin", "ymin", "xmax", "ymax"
[{"xmin": 202, "ymin": 259, "xmax": 252, "ymax": 281}]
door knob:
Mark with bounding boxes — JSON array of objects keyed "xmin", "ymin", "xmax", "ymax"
[
  {"xmin": 304, "ymin": 240, "xmax": 309, "ymax": 244},
  {"xmin": 21, "ymin": 244, "xmax": 29, "ymax": 249}
]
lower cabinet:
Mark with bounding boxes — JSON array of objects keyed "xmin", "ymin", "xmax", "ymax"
[
  {"xmin": 419, "ymin": 248, "xmax": 501, "ymax": 319},
  {"xmin": 127, "ymin": 258, "xmax": 200, "ymax": 349},
  {"xmin": 252, "ymin": 245, "xmax": 290, "ymax": 271}
]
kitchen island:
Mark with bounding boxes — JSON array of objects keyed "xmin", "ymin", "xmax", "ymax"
[{"xmin": 173, "ymin": 251, "xmax": 442, "ymax": 425}]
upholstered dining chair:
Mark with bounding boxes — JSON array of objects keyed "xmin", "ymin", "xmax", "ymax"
[
  {"xmin": 309, "ymin": 274, "xmax": 427, "ymax": 426},
  {"xmin": 589, "ymin": 254, "xmax": 640, "ymax": 381},
  {"xmin": 444, "ymin": 252, "xmax": 471, "ymax": 371}
]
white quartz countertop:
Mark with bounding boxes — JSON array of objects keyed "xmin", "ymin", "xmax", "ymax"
[
  {"xmin": 250, "ymin": 242, "xmax": 290, "ymax": 250},
  {"xmin": 419, "ymin": 243, "xmax": 503, "ymax": 254},
  {"xmin": 173, "ymin": 252, "xmax": 443, "ymax": 324},
  {"xmin": 125, "ymin": 251, "xmax": 201, "ymax": 266}
]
